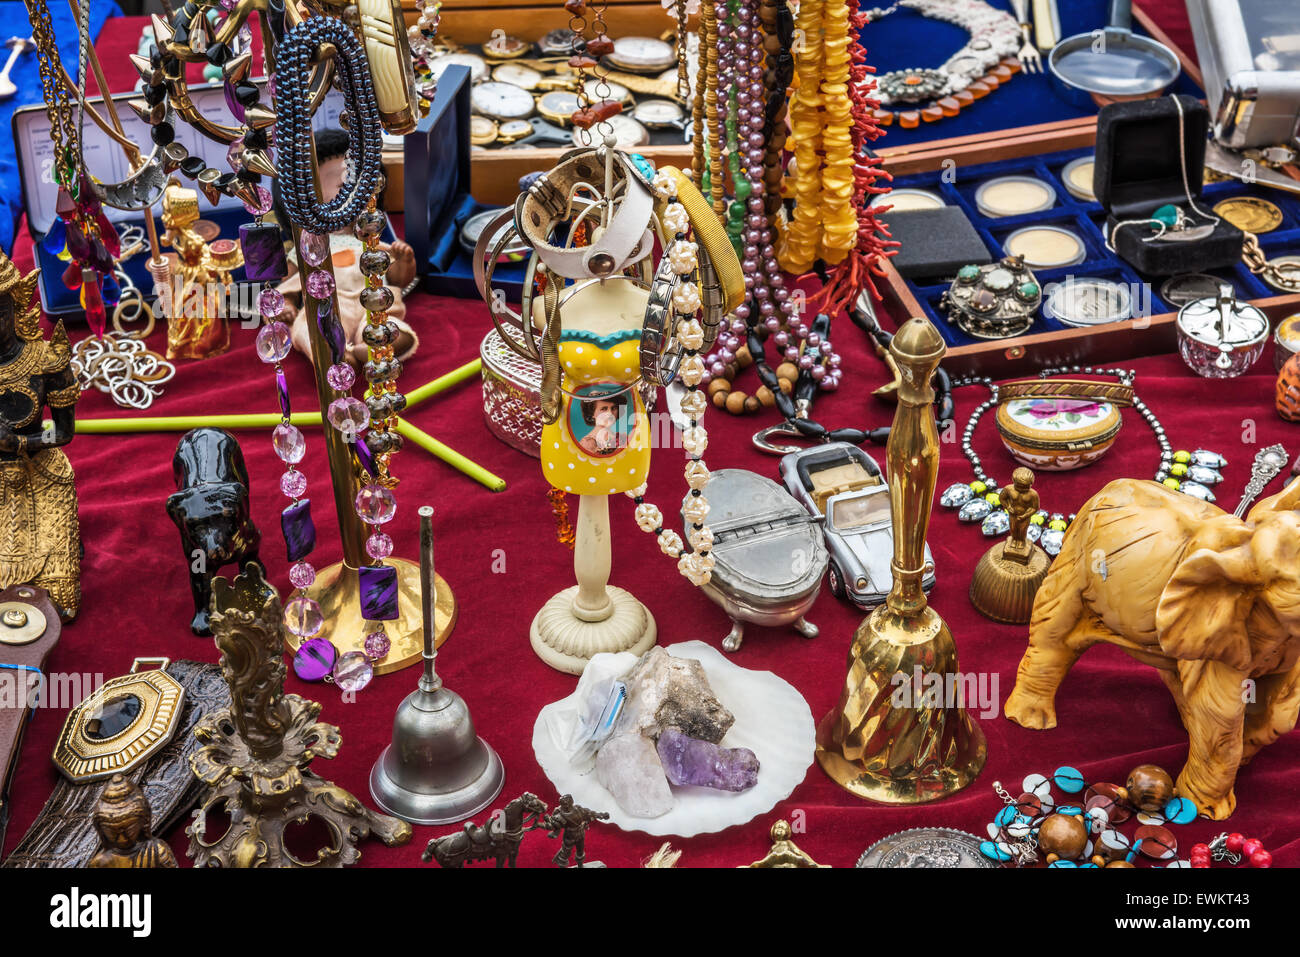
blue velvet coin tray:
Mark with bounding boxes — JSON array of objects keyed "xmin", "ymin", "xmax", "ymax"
[
  {"xmin": 884, "ymin": 146, "xmax": 1300, "ymax": 349},
  {"xmin": 865, "ymin": 0, "xmax": 1202, "ymax": 148},
  {"xmin": 405, "ymin": 65, "xmax": 528, "ymax": 299}
]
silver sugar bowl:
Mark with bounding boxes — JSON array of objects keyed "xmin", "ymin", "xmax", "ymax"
[{"xmin": 1176, "ymin": 284, "xmax": 1268, "ymax": 378}]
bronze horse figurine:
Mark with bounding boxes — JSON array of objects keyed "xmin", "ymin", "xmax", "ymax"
[{"xmin": 421, "ymin": 793, "xmax": 548, "ymax": 868}]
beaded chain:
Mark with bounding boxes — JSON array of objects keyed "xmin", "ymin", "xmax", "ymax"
[
  {"xmin": 407, "ymin": 0, "xmax": 444, "ymax": 103},
  {"xmin": 562, "ymin": 0, "xmax": 619, "ymax": 138},
  {"xmin": 985, "ymin": 764, "xmax": 1203, "ymax": 868},
  {"xmin": 624, "ymin": 169, "xmax": 716, "ymax": 587},
  {"xmin": 275, "ymin": 17, "xmax": 384, "ymax": 234},
  {"xmin": 940, "ymin": 367, "xmax": 1227, "ymax": 553}
]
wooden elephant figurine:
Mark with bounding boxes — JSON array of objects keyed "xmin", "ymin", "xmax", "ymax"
[{"xmin": 1005, "ymin": 476, "xmax": 1300, "ymax": 820}]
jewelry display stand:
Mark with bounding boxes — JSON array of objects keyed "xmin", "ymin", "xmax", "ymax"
[{"xmin": 531, "ymin": 493, "xmax": 656, "ymax": 675}]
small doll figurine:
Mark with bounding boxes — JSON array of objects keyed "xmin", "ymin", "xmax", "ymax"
[
  {"xmin": 999, "ymin": 467, "xmax": 1040, "ymax": 564},
  {"xmin": 542, "ymin": 793, "xmax": 609, "ymax": 868},
  {"xmin": 86, "ymin": 774, "xmax": 178, "ymax": 868},
  {"xmin": 276, "ymin": 128, "xmax": 419, "ymax": 367}
]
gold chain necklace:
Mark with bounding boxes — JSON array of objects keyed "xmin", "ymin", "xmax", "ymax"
[{"xmin": 26, "ymin": 0, "xmax": 84, "ymax": 192}]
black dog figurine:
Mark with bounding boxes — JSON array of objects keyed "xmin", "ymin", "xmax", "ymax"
[{"xmin": 165, "ymin": 428, "xmax": 262, "ymax": 635}]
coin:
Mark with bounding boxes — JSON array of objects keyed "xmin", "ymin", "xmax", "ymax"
[
  {"xmin": 1161, "ymin": 273, "xmax": 1229, "ymax": 308},
  {"xmin": 193, "ymin": 219, "xmax": 220, "ymax": 242},
  {"xmin": 856, "ymin": 828, "xmax": 996, "ymax": 868},
  {"xmin": 1004, "ymin": 225, "xmax": 1086, "ymax": 269},
  {"xmin": 1044, "ymin": 277, "xmax": 1133, "ymax": 327},
  {"xmin": 1213, "ymin": 196, "xmax": 1283, "ymax": 233},
  {"xmin": 1260, "ymin": 255, "xmax": 1300, "ymax": 293}
]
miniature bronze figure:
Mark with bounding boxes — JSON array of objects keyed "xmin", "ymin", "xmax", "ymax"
[
  {"xmin": 165, "ymin": 428, "xmax": 262, "ymax": 635},
  {"xmin": 158, "ymin": 180, "xmax": 241, "ymax": 360},
  {"xmin": 543, "ymin": 794, "xmax": 609, "ymax": 868},
  {"xmin": 0, "ymin": 254, "xmax": 80, "ymax": 621},
  {"xmin": 744, "ymin": 819, "xmax": 829, "ymax": 868},
  {"xmin": 87, "ymin": 774, "xmax": 178, "ymax": 868},
  {"xmin": 186, "ymin": 564, "xmax": 411, "ymax": 867},
  {"xmin": 422, "ymin": 792, "xmax": 549, "ymax": 868},
  {"xmin": 969, "ymin": 467, "xmax": 1051, "ymax": 623}
]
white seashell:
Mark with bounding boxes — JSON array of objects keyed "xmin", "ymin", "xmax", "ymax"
[
  {"xmin": 672, "ymin": 281, "xmax": 701, "ymax": 314},
  {"xmin": 532, "ymin": 640, "xmax": 816, "ymax": 836},
  {"xmin": 635, "ymin": 502, "xmax": 664, "ymax": 532}
]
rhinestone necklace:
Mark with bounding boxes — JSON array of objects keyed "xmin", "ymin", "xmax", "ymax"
[{"xmin": 939, "ymin": 366, "xmax": 1227, "ymax": 555}]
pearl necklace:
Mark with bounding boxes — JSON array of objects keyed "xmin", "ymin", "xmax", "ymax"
[{"xmin": 940, "ymin": 366, "xmax": 1227, "ymax": 555}]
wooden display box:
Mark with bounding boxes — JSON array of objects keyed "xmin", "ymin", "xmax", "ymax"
[{"xmin": 409, "ymin": 1, "xmax": 1191, "ymax": 205}]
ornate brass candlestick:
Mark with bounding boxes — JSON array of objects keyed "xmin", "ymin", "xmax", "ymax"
[
  {"xmin": 815, "ymin": 317, "xmax": 986, "ymax": 804},
  {"xmin": 969, "ymin": 467, "xmax": 1050, "ymax": 623},
  {"xmin": 187, "ymin": 564, "xmax": 412, "ymax": 866}
]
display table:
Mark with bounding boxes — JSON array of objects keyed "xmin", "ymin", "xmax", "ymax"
[{"xmin": 3, "ymin": 4, "xmax": 1296, "ymax": 869}]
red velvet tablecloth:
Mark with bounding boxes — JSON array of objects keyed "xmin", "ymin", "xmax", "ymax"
[{"xmin": 4, "ymin": 5, "xmax": 1298, "ymax": 869}]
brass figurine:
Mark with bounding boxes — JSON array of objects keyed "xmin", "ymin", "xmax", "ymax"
[
  {"xmin": 421, "ymin": 792, "xmax": 549, "ymax": 868},
  {"xmin": 1006, "ymin": 477, "xmax": 1300, "ymax": 820},
  {"xmin": 87, "ymin": 774, "xmax": 178, "ymax": 868},
  {"xmin": 744, "ymin": 820, "xmax": 829, "ymax": 868},
  {"xmin": 186, "ymin": 564, "xmax": 412, "ymax": 866},
  {"xmin": 158, "ymin": 180, "xmax": 241, "ymax": 360},
  {"xmin": 542, "ymin": 794, "xmax": 608, "ymax": 868},
  {"xmin": 969, "ymin": 467, "xmax": 1051, "ymax": 623},
  {"xmin": 815, "ymin": 316, "xmax": 987, "ymax": 803},
  {"xmin": 0, "ymin": 255, "xmax": 80, "ymax": 621}
]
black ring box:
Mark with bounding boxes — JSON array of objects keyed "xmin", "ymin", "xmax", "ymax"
[{"xmin": 1095, "ymin": 95, "xmax": 1243, "ymax": 277}]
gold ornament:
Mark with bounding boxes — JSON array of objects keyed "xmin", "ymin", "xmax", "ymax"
[
  {"xmin": 816, "ymin": 317, "xmax": 987, "ymax": 803},
  {"xmin": 969, "ymin": 467, "xmax": 1051, "ymax": 623},
  {"xmin": 186, "ymin": 564, "xmax": 412, "ymax": 866},
  {"xmin": 158, "ymin": 179, "xmax": 241, "ymax": 360},
  {"xmin": 744, "ymin": 819, "xmax": 829, "ymax": 868},
  {"xmin": 87, "ymin": 774, "xmax": 178, "ymax": 868},
  {"xmin": 0, "ymin": 254, "xmax": 80, "ymax": 621}
]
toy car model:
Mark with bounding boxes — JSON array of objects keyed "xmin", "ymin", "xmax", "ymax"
[{"xmin": 778, "ymin": 442, "xmax": 935, "ymax": 608}]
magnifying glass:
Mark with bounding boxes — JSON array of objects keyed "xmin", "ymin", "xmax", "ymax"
[{"xmin": 1048, "ymin": 0, "xmax": 1181, "ymax": 107}]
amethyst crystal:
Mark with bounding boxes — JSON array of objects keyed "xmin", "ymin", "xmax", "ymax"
[
  {"xmin": 239, "ymin": 222, "xmax": 288, "ymax": 282},
  {"xmin": 281, "ymin": 498, "xmax": 316, "ymax": 561},
  {"xmin": 358, "ymin": 563, "xmax": 399, "ymax": 621},
  {"xmin": 655, "ymin": 728, "xmax": 759, "ymax": 792}
]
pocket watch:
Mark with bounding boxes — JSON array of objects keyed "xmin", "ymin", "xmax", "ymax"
[
  {"xmin": 539, "ymin": 28, "xmax": 579, "ymax": 55},
  {"xmin": 428, "ymin": 51, "xmax": 489, "ymax": 83},
  {"xmin": 940, "ymin": 256, "xmax": 1042, "ymax": 340},
  {"xmin": 461, "ymin": 207, "xmax": 532, "ymax": 259},
  {"xmin": 494, "ymin": 62, "xmax": 544, "ymax": 91},
  {"xmin": 470, "ymin": 115, "xmax": 499, "ymax": 146},
  {"xmin": 482, "ymin": 33, "xmax": 531, "ymax": 59},
  {"xmin": 471, "ymin": 80, "xmax": 537, "ymax": 121},
  {"xmin": 605, "ymin": 36, "xmax": 677, "ymax": 73},
  {"xmin": 497, "ymin": 119, "xmax": 533, "ymax": 144},
  {"xmin": 538, "ymin": 90, "xmax": 582, "ymax": 125},
  {"xmin": 631, "ymin": 98, "xmax": 687, "ymax": 129},
  {"xmin": 570, "ymin": 112, "xmax": 650, "ymax": 149}
]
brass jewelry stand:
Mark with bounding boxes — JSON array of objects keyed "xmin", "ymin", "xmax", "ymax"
[
  {"xmin": 815, "ymin": 316, "xmax": 986, "ymax": 803},
  {"xmin": 261, "ymin": 23, "xmax": 451, "ymax": 673}
]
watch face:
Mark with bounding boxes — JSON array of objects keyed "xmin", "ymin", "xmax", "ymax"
[
  {"xmin": 498, "ymin": 119, "xmax": 533, "ymax": 142},
  {"xmin": 483, "ymin": 34, "xmax": 530, "ymax": 58},
  {"xmin": 471, "ymin": 81, "xmax": 537, "ymax": 120},
  {"xmin": 428, "ymin": 52, "xmax": 488, "ymax": 83},
  {"xmin": 538, "ymin": 90, "xmax": 581, "ymax": 122},
  {"xmin": 572, "ymin": 113, "xmax": 649, "ymax": 149},
  {"xmin": 633, "ymin": 98, "xmax": 684, "ymax": 127},
  {"xmin": 539, "ymin": 28, "xmax": 579, "ymax": 55},
  {"xmin": 584, "ymin": 78, "xmax": 630, "ymax": 103},
  {"xmin": 493, "ymin": 63, "xmax": 544, "ymax": 90},
  {"xmin": 53, "ymin": 666, "xmax": 186, "ymax": 784},
  {"xmin": 607, "ymin": 36, "xmax": 676, "ymax": 72},
  {"xmin": 470, "ymin": 115, "xmax": 499, "ymax": 146}
]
